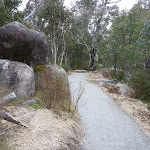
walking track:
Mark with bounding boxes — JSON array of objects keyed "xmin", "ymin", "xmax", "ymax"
[{"xmin": 68, "ymin": 73, "xmax": 150, "ymax": 150}]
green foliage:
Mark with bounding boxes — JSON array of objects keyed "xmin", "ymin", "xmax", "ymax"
[
  {"xmin": 99, "ymin": 3, "xmax": 150, "ymax": 75},
  {"xmin": 34, "ymin": 65, "xmax": 46, "ymax": 72},
  {"xmin": 29, "ymin": 101, "xmax": 44, "ymax": 110},
  {"xmin": 72, "ymin": 0, "xmax": 119, "ymax": 70},
  {"xmin": 138, "ymin": 19, "xmax": 150, "ymax": 57},
  {"xmin": 111, "ymin": 70, "xmax": 125, "ymax": 81},
  {"xmin": 129, "ymin": 70, "xmax": 150, "ymax": 102},
  {"xmin": 37, "ymin": 0, "xmax": 73, "ymax": 65},
  {"xmin": 38, "ymin": 0, "xmax": 68, "ymax": 30},
  {"xmin": 68, "ymin": 44, "xmax": 89, "ymax": 70},
  {"xmin": 0, "ymin": 0, "xmax": 24, "ymax": 27}
]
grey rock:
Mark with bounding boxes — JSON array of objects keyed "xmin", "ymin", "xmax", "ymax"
[
  {"xmin": 116, "ymin": 83, "xmax": 134, "ymax": 97},
  {"xmin": 99, "ymin": 78, "xmax": 118, "ymax": 84},
  {"xmin": 0, "ymin": 21, "xmax": 49, "ymax": 67},
  {"xmin": 74, "ymin": 70, "xmax": 87, "ymax": 73},
  {"xmin": 93, "ymin": 78, "xmax": 118, "ymax": 84},
  {"xmin": 22, "ymin": 99, "xmax": 37, "ymax": 106},
  {"xmin": 35, "ymin": 64, "xmax": 70, "ymax": 98},
  {"xmin": 0, "ymin": 92, "xmax": 16, "ymax": 105},
  {"xmin": 0, "ymin": 59, "xmax": 35, "ymax": 99},
  {"xmin": 100, "ymin": 82, "xmax": 116, "ymax": 89}
]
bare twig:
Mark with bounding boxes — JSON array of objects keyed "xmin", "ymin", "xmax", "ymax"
[{"xmin": 71, "ymin": 83, "xmax": 85, "ymax": 118}]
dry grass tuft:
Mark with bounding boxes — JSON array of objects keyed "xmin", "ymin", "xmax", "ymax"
[{"xmin": 0, "ymin": 106, "xmax": 82, "ymax": 150}]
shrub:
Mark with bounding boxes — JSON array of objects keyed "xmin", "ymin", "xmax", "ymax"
[
  {"xmin": 111, "ymin": 70, "xmax": 125, "ymax": 81},
  {"xmin": 100, "ymin": 69, "xmax": 112, "ymax": 79},
  {"xmin": 129, "ymin": 70, "xmax": 150, "ymax": 102},
  {"xmin": 36, "ymin": 69, "xmax": 71, "ymax": 111}
]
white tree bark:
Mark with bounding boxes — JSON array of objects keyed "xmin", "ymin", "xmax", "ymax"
[
  {"xmin": 24, "ymin": 0, "xmax": 42, "ymax": 21},
  {"xmin": 24, "ymin": 8, "xmax": 37, "ymax": 21},
  {"xmin": 60, "ymin": 27, "xmax": 66, "ymax": 67}
]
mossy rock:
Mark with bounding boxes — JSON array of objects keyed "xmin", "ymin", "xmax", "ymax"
[{"xmin": 34, "ymin": 65, "xmax": 46, "ymax": 72}]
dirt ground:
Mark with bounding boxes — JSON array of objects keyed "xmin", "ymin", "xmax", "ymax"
[
  {"xmin": 0, "ymin": 106, "xmax": 82, "ymax": 150},
  {"xmin": 88, "ymin": 72, "xmax": 150, "ymax": 137}
]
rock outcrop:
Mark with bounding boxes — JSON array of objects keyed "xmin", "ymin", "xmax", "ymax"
[
  {"xmin": 0, "ymin": 59, "xmax": 35, "ymax": 99},
  {"xmin": 0, "ymin": 21, "xmax": 48, "ymax": 67}
]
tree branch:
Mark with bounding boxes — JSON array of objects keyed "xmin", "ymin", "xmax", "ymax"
[
  {"xmin": 24, "ymin": 0, "xmax": 42, "ymax": 21},
  {"xmin": 77, "ymin": 36, "xmax": 91, "ymax": 51},
  {"xmin": 107, "ymin": 0, "xmax": 121, "ymax": 4},
  {"xmin": 24, "ymin": 8, "xmax": 37, "ymax": 21}
]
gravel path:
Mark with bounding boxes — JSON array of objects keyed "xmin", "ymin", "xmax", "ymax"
[{"xmin": 68, "ymin": 73, "xmax": 150, "ymax": 150}]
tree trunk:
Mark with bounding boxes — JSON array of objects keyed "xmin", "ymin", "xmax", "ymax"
[
  {"xmin": 89, "ymin": 48, "xmax": 97, "ymax": 71},
  {"xmin": 51, "ymin": 33, "xmax": 57, "ymax": 65},
  {"xmin": 60, "ymin": 29, "xmax": 66, "ymax": 67},
  {"xmin": 145, "ymin": 57, "xmax": 150, "ymax": 69},
  {"xmin": 24, "ymin": 0, "xmax": 42, "ymax": 21},
  {"xmin": 114, "ymin": 54, "xmax": 117, "ymax": 76}
]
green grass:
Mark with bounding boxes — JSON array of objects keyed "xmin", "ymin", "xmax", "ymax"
[{"xmin": 28, "ymin": 101, "xmax": 44, "ymax": 110}]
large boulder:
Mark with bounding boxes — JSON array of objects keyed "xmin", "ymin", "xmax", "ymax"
[
  {"xmin": 35, "ymin": 65, "xmax": 70, "ymax": 109},
  {"xmin": 0, "ymin": 21, "xmax": 48, "ymax": 67},
  {"xmin": 0, "ymin": 59, "xmax": 35, "ymax": 99},
  {"xmin": 35, "ymin": 65, "xmax": 69, "ymax": 92}
]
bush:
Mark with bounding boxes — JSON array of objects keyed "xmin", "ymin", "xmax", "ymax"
[
  {"xmin": 111, "ymin": 70, "xmax": 125, "ymax": 81},
  {"xmin": 100, "ymin": 69, "xmax": 112, "ymax": 79},
  {"xmin": 36, "ymin": 69, "xmax": 71, "ymax": 111},
  {"xmin": 129, "ymin": 70, "xmax": 150, "ymax": 102}
]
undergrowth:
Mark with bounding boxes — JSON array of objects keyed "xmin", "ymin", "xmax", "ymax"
[{"xmin": 129, "ymin": 70, "xmax": 150, "ymax": 103}]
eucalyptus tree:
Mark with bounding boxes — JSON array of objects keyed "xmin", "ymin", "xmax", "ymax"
[
  {"xmin": 0, "ymin": 0, "xmax": 23, "ymax": 27},
  {"xmin": 138, "ymin": 19, "xmax": 150, "ymax": 68},
  {"xmin": 23, "ymin": 0, "xmax": 73, "ymax": 66},
  {"xmin": 37, "ymin": 0, "xmax": 73, "ymax": 65},
  {"xmin": 24, "ymin": 0, "xmax": 42, "ymax": 23},
  {"xmin": 102, "ymin": 2, "xmax": 150, "ymax": 75},
  {"xmin": 73, "ymin": 0, "xmax": 120, "ymax": 70},
  {"xmin": 140, "ymin": 0, "xmax": 150, "ymax": 10}
]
